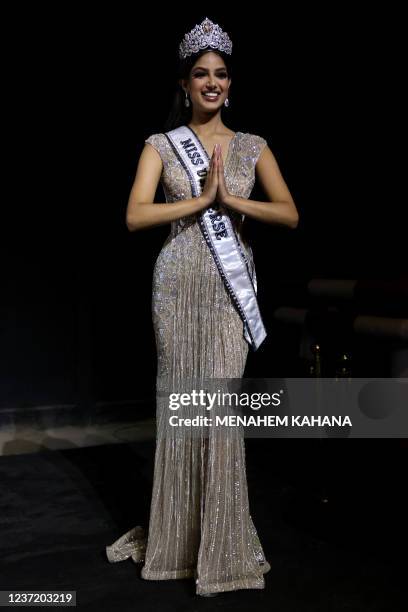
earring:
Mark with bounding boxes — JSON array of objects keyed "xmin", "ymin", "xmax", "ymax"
[
  {"xmin": 224, "ymin": 98, "xmax": 230, "ymax": 107},
  {"xmin": 184, "ymin": 91, "xmax": 190, "ymax": 108}
]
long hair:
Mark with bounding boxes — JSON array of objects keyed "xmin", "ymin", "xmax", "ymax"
[{"xmin": 163, "ymin": 49, "xmax": 233, "ymax": 132}]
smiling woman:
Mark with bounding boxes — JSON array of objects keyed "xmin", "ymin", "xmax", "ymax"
[
  {"xmin": 163, "ymin": 34, "xmax": 234, "ymax": 134},
  {"xmin": 107, "ymin": 16, "xmax": 299, "ymax": 599},
  {"xmin": 188, "ymin": 62, "xmax": 229, "ymax": 104}
]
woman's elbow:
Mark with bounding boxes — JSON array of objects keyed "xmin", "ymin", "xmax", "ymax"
[
  {"xmin": 289, "ymin": 211, "xmax": 299, "ymax": 229},
  {"xmin": 285, "ymin": 202, "xmax": 299, "ymax": 229},
  {"xmin": 126, "ymin": 213, "xmax": 141, "ymax": 232},
  {"xmin": 126, "ymin": 202, "xmax": 147, "ymax": 231}
]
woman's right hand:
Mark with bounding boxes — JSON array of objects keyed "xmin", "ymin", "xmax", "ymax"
[{"xmin": 197, "ymin": 145, "xmax": 219, "ymax": 209}]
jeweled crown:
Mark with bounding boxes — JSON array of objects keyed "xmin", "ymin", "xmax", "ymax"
[{"xmin": 179, "ymin": 17, "xmax": 233, "ymax": 60}]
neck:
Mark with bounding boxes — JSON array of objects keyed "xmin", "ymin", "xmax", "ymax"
[{"xmin": 188, "ymin": 112, "xmax": 226, "ymax": 137}]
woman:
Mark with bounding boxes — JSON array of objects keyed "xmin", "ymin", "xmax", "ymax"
[{"xmin": 106, "ymin": 17, "xmax": 299, "ymax": 597}]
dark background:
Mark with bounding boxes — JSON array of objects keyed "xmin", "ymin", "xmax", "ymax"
[
  {"xmin": 2, "ymin": 10, "xmax": 406, "ymax": 609},
  {"xmin": 3, "ymin": 6, "xmax": 405, "ymax": 412}
]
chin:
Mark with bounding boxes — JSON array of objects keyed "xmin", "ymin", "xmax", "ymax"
[{"xmin": 199, "ymin": 102, "xmax": 223, "ymax": 110}]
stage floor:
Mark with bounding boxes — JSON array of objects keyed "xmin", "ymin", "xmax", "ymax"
[{"xmin": 0, "ymin": 440, "xmax": 405, "ymax": 610}]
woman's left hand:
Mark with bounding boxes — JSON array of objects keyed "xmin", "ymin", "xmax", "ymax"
[{"xmin": 216, "ymin": 145, "xmax": 231, "ymax": 206}]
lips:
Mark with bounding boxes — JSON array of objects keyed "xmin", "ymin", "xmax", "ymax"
[{"xmin": 202, "ymin": 92, "xmax": 220, "ymax": 100}]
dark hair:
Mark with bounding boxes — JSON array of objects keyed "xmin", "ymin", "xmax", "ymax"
[{"xmin": 163, "ymin": 49, "xmax": 233, "ymax": 132}]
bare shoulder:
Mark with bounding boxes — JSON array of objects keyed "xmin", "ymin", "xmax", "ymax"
[{"xmin": 223, "ymin": 127, "xmax": 236, "ymax": 138}]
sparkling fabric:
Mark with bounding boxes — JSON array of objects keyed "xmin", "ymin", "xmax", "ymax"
[{"xmin": 106, "ymin": 129, "xmax": 270, "ymax": 595}]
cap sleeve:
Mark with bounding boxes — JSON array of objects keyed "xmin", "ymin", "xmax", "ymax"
[
  {"xmin": 251, "ymin": 134, "xmax": 268, "ymax": 165},
  {"xmin": 145, "ymin": 133, "xmax": 166, "ymax": 161}
]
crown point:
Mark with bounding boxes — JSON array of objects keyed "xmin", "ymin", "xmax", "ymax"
[{"xmin": 203, "ymin": 19, "xmax": 212, "ymax": 33}]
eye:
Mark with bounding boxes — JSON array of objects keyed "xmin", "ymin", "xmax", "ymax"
[{"xmin": 193, "ymin": 72, "xmax": 228, "ymax": 78}]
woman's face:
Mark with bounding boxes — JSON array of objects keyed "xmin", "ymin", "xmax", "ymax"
[{"xmin": 183, "ymin": 51, "xmax": 231, "ymax": 112}]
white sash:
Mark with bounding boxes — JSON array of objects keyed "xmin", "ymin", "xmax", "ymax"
[{"xmin": 164, "ymin": 125, "xmax": 267, "ymax": 351}]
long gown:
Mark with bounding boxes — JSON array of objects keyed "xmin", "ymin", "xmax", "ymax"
[{"xmin": 106, "ymin": 127, "xmax": 271, "ymax": 595}]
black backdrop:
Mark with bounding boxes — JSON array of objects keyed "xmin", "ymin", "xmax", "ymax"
[{"xmin": 3, "ymin": 6, "xmax": 404, "ymax": 413}]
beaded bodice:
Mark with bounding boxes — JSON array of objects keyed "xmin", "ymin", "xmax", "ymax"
[{"xmin": 145, "ymin": 130, "xmax": 267, "ymax": 241}]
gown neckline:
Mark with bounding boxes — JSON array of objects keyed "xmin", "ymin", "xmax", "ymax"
[{"xmin": 185, "ymin": 125, "xmax": 239, "ymax": 170}]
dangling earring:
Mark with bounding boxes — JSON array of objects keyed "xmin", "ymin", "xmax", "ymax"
[
  {"xmin": 224, "ymin": 98, "xmax": 230, "ymax": 107},
  {"xmin": 184, "ymin": 91, "xmax": 190, "ymax": 108}
]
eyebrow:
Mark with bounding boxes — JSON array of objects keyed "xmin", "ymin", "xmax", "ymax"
[{"xmin": 192, "ymin": 66, "xmax": 227, "ymax": 71}]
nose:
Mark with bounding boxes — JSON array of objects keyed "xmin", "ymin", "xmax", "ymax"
[{"xmin": 206, "ymin": 76, "xmax": 217, "ymax": 88}]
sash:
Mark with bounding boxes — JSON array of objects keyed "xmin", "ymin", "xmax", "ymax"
[{"xmin": 164, "ymin": 125, "xmax": 267, "ymax": 351}]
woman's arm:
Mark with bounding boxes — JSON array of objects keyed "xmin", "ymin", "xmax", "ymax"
[
  {"xmin": 126, "ymin": 143, "xmax": 208, "ymax": 231},
  {"xmin": 219, "ymin": 145, "xmax": 299, "ymax": 229}
]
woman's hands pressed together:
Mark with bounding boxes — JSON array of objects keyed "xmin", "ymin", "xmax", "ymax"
[
  {"xmin": 198, "ymin": 145, "xmax": 218, "ymax": 208},
  {"xmin": 215, "ymin": 144, "xmax": 230, "ymax": 206},
  {"xmin": 197, "ymin": 144, "xmax": 231, "ymax": 210}
]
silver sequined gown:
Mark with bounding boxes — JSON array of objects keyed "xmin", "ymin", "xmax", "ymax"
[{"xmin": 106, "ymin": 128, "xmax": 271, "ymax": 595}]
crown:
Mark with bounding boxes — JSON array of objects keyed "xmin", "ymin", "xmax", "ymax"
[{"xmin": 179, "ymin": 17, "xmax": 233, "ymax": 60}]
